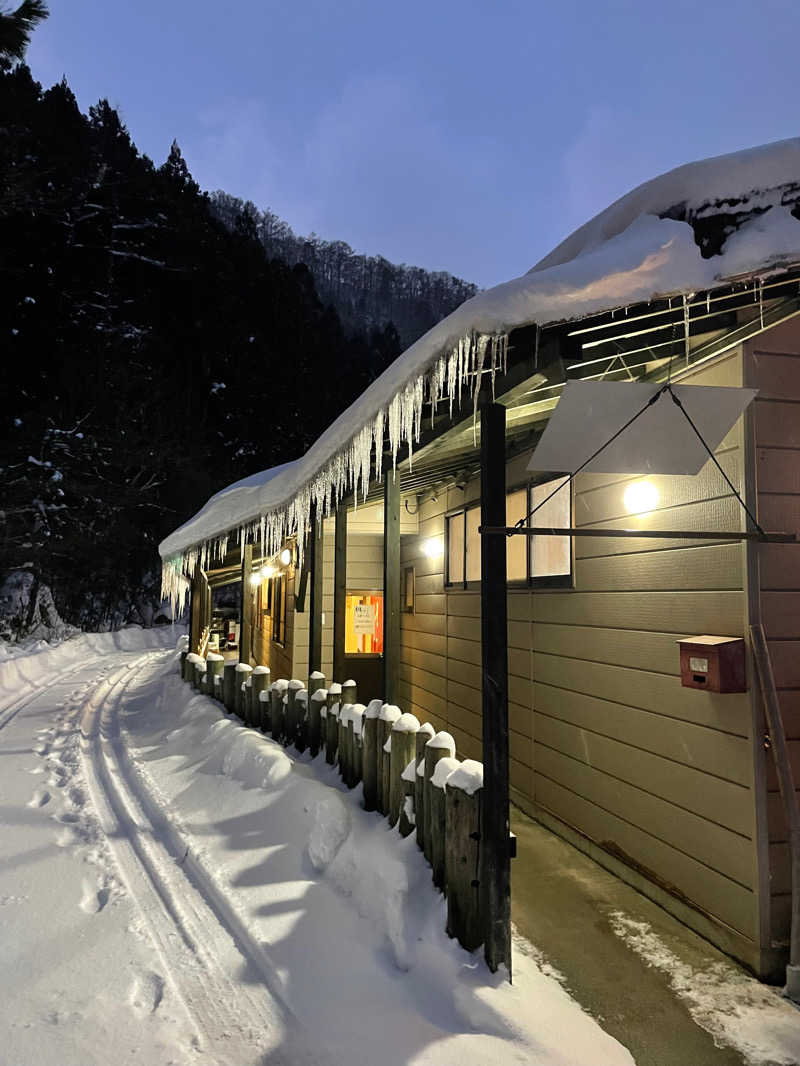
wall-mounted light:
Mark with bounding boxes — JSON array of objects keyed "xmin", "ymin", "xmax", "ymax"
[
  {"xmin": 261, "ymin": 564, "xmax": 275, "ymax": 580},
  {"xmin": 421, "ymin": 537, "xmax": 444, "ymax": 559},
  {"xmin": 249, "ymin": 573, "xmax": 262, "ymax": 588},
  {"xmin": 280, "ymin": 547, "xmax": 292, "ymax": 567},
  {"xmin": 624, "ymin": 479, "xmax": 659, "ymax": 515}
]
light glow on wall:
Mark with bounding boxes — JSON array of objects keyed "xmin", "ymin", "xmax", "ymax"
[
  {"xmin": 422, "ymin": 537, "xmax": 444, "ymax": 558},
  {"xmin": 623, "ymin": 479, "xmax": 659, "ymax": 515}
]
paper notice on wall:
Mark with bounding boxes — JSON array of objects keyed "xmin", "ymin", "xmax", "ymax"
[{"xmin": 353, "ymin": 604, "xmax": 375, "ymax": 635}]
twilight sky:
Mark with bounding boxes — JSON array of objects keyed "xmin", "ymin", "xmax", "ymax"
[{"xmin": 27, "ymin": 1, "xmax": 800, "ymax": 289}]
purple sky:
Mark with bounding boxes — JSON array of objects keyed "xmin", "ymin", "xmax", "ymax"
[{"xmin": 27, "ymin": 1, "xmax": 800, "ymax": 288}]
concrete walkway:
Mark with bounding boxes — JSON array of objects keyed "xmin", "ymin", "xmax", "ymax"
[{"xmin": 511, "ymin": 807, "xmax": 754, "ymax": 1066}]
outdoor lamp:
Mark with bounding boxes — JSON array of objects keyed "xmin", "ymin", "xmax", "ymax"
[
  {"xmin": 623, "ymin": 479, "xmax": 659, "ymax": 515},
  {"xmin": 422, "ymin": 537, "xmax": 444, "ymax": 558},
  {"xmin": 261, "ymin": 564, "xmax": 275, "ymax": 579},
  {"xmin": 280, "ymin": 547, "xmax": 292, "ymax": 567},
  {"xmin": 249, "ymin": 573, "xmax": 261, "ymax": 587}
]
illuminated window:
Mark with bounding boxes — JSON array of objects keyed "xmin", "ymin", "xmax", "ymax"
[
  {"xmin": 445, "ymin": 477, "xmax": 572, "ymax": 588},
  {"xmin": 345, "ymin": 592, "xmax": 384, "ymax": 654}
]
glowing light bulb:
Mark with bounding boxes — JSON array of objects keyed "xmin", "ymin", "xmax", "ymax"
[
  {"xmin": 280, "ymin": 547, "xmax": 292, "ymax": 566},
  {"xmin": 421, "ymin": 537, "xmax": 444, "ymax": 558},
  {"xmin": 261, "ymin": 564, "xmax": 275, "ymax": 579},
  {"xmin": 249, "ymin": 573, "xmax": 261, "ymax": 587},
  {"xmin": 624, "ymin": 480, "xmax": 659, "ymax": 515}
]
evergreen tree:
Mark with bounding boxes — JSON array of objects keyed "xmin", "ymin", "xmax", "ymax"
[{"xmin": 0, "ymin": 0, "xmax": 47, "ymax": 71}]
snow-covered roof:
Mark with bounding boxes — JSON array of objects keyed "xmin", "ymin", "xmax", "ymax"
[{"xmin": 160, "ymin": 137, "xmax": 800, "ymax": 609}]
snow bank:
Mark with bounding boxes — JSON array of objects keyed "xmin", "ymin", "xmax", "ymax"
[
  {"xmin": 128, "ymin": 663, "xmax": 635, "ymax": 1066},
  {"xmin": 160, "ymin": 137, "xmax": 800, "ymax": 616}
]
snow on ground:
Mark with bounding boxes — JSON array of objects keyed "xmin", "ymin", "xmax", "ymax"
[
  {"xmin": 1, "ymin": 632, "xmax": 634, "ymax": 1066},
  {"xmin": 609, "ymin": 912, "xmax": 800, "ymax": 1066}
]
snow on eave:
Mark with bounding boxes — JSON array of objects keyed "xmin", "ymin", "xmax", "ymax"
[{"xmin": 159, "ymin": 138, "xmax": 800, "ymax": 617}]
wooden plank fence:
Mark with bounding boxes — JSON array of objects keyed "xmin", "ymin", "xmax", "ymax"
[{"xmin": 178, "ymin": 655, "xmax": 485, "ymax": 953}]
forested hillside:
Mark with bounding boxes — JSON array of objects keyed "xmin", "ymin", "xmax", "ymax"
[
  {"xmin": 0, "ymin": 66, "xmax": 403, "ymax": 631},
  {"xmin": 211, "ymin": 192, "xmax": 478, "ymax": 348}
]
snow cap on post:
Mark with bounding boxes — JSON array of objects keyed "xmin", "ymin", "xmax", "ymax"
[
  {"xmin": 365, "ymin": 698, "xmax": 383, "ymax": 719},
  {"xmin": 350, "ymin": 704, "xmax": 366, "ymax": 736},
  {"xmin": 288, "ymin": 678, "xmax": 304, "ymax": 691},
  {"xmin": 236, "ymin": 662, "xmax": 253, "ymax": 674},
  {"xmin": 418, "ymin": 722, "xmax": 435, "ymax": 740},
  {"xmin": 309, "ymin": 670, "xmax": 325, "ymax": 681},
  {"xmin": 401, "ymin": 758, "xmax": 417, "ymax": 783},
  {"xmin": 206, "ymin": 652, "xmax": 225, "ymax": 662},
  {"xmin": 253, "ymin": 665, "xmax": 270, "ymax": 675},
  {"xmin": 446, "ymin": 759, "xmax": 483, "ymax": 795},
  {"xmin": 311, "ymin": 688, "xmax": 328, "ymax": 703},
  {"xmin": 426, "ymin": 730, "xmax": 455, "ymax": 756},
  {"xmin": 379, "ymin": 703, "xmax": 401, "ymax": 723},
  {"xmin": 186, "ymin": 653, "xmax": 203, "ymax": 664},
  {"xmin": 296, "ymin": 688, "xmax": 308, "ymax": 705},
  {"xmin": 271, "ymin": 678, "xmax": 289, "ymax": 692},
  {"xmin": 392, "ymin": 712, "xmax": 420, "ymax": 733},
  {"xmin": 328, "ymin": 682, "xmax": 342, "ymax": 696},
  {"xmin": 431, "ymin": 756, "xmax": 460, "ymax": 789}
]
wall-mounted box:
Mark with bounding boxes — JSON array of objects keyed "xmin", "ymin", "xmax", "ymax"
[{"xmin": 677, "ymin": 636, "xmax": 746, "ymax": 693}]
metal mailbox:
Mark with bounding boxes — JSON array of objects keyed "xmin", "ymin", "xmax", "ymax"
[{"xmin": 676, "ymin": 635, "xmax": 746, "ymax": 693}]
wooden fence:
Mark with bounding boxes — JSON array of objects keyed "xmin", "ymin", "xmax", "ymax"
[{"xmin": 179, "ymin": 653, "xmax": 484, "ymax": 953}]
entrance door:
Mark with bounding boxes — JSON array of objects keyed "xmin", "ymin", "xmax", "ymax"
[{"xmin": 343, "ymin": 591, "xmax": 385, "ymax": 701}]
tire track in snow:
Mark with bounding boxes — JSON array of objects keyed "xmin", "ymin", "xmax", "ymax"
[
  {"xmin": 79, "ymin": 651, "xmax": 329, "ymax": 1066},
  {"xmin": 0, "ymin": 654, "xmax": 104, "ymax": 733}
]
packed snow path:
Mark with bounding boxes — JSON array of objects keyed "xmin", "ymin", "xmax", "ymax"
[{"xmin": 1, "ymin": 632, "xmax": 640, "ymax": 1066}]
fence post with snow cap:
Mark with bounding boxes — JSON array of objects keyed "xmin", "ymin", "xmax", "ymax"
[
  {"xmin": 341, "ymin": 679, "xmax": 357, "ymax": 707},
  {"xmin": 414, "ymin": 723, "xmax": 435, "ymax": 851},
  {"xmin": 339, "ymin": 703, "xmax": 353, "ymax": 785},
  {"xmin": 196, "ymin": 659, "xmax": 207, "ymax": 692},
  {"xmin": 399, "ymin": 759, "xmax": 417, "ymax": 838},
  {"xmin": 179, "ymin": 650, "xmax": 188, "ymax": 679},
  {"xmin": 389, "ymin": 713, "xmax": 419, "ymax": 828},
  {"xmin": 445, "ymin": 760, "xmax": 483, "ymax": 951},
  {"xmin": 423, "ymin": 732, "xmax": 456, "ymax": 866},
  {"xmin": 350, "ymin": 704, "xmax": 365, "ymax": 785},
  {"xmin": 251, "ymin": 666, "xmax": 270, "ymax": 727},
  {"xmin": 284, "ymin": 679, "xmax": 304, "ymax": 746},
  {"xmin": 430, "ymin": 756, "xmax": 460, "ymax": 891},
  {"xmin": 308, "ymin": 689, "xmax": 326, "ymax": 757},
  {"xmin": 325, "ymin": 684, "xmax": 341, "ymax": 764},
  {"xmin": 362, "ymin": 699, "xmax": 383, "ymax": 810},
  {"xmin": 377, "ymin": 704, "xmax": 401, "ymax": 816},
  {"xmin": 184, "ymin": 652, "xmax": 200, "ymax": 684},
  {"xmin": 270, "ymin": 679, "xmax": 288, "ymax": 740},
  {"xmin": 308, "ymin": 670, "xmax": 325, "ymax": 698},
  {"xmin": 295, "ymin": 689, "xmax": 309, "ymax": 752},
  {"xmin": 223, "ymin": 662, "xmax": 238, "ymax": 713},
  {"xmin": 206, "ymin": 653, "xmax": 225, "ymax": 698},
  {"xmin": 235, "ymin": 663, "xmax": 252, "ymax": 719}
]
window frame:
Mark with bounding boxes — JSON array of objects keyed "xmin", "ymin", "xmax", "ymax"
[
  {"xmin": 444, "ymin": 476, "xmax": 574, "ymax": 590},
  {"xmin": 344, "ymin": 588, "xmax": 384, "ymax": 658}
]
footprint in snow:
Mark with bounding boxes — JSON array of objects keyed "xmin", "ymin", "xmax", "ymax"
[
  {"xmin": 79, "ymin": 879, "xmax": 110, "ymax": 914},
  {"xmin": 129, "ymin": 970, "xmax": 165, "ymax": 1016},
  {"xmin": 27, "ymin": 788, "xmax": 51, "ymax": 808}
]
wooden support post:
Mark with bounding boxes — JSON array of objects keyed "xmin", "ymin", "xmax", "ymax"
[
  {"xmin": 222, "ymin": 662, "xmax": 237, "ymax": 712},
  {"xmin": 398, "ymin": 760, "xmax": 417, "ymax": 838},
  {"xmin": 308, "ymin": 506, "xmax": 324, "ymax": 677},
  {"xmin": 333, "ymin": 506, "xmax": 347, "ymax": 684},
  {"xmin": 362, "ymin": 700, "xmax": 382, "ymax": 811},
  {"xmin": 424, "ymin": 733, "xmax": 455, "ymax": 866},
  {"xmin": 339, "ymin": 681, "xmax": 357, "ymax": 784},
  {"xmin": 383, "ymin": 469, "xmax": 400, "ymax": 704},
  {"xmin": 295, "ymin": 689, "xmax": 308, "ymax": 752},
  {"xmin": 235, "ymin": 663, "xmax": 252, "ymax": 718},
  {"xmin": 341, "ymin": 679, "xmax": 357, "ymax": 706},
  {"xmin": 308, "ymin": 688, "xmax": 327, "ymax": 758},
  {"xmin": 480, "ymin": 400, "xmax": 511, "ymax": 977},
  {"xmin": 285, "ymin": 679, "xmax": 303, "ymax": 746},
  {"xmin": 206, "ymin": 653, "xmax": 225, "ymax": 697},
  {"xmin": 270, "ymin": 680, "xmax": 287, "ymax": 741},
  {"xmin": 251, "ymin": 666, "xmax": 270, "ymax": 727},
  {"xmin": 239, "ymin": 543, "xmax": 253, "ymax": 666},
  {"xmin": 389, "ymin": 714, "xmax": 419, "ymax": 828},
  {"xmin": 446, "ymin": 763, "xmax": 483, "ymax": 951},
  {"xmin": 352, "ymin": 706, "xmax": 365, "ymax": 784},
  {"xmin": 414, "ymin": 724, "xmax": 434, "ymax": 851},
  {"xmin": 430, "ymin": 757, "xmax": 459, "ymax": 891},
  {"xmin": 190, "ymin": 569, "xmax": 203, "ymax": 654},
  {"xmin": 325, "ymin": 684, "xmax": 341, "ymax": 764},
  {"xmin": 377, "ymin": 705, "xmax": 400, "ymax": 816}
]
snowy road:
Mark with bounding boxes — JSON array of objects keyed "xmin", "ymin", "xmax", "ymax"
[{"xmin": 0, "ymin": 632, "xmax": 666, "ymax": 1066}]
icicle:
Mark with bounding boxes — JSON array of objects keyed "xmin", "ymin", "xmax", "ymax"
[
  {"xmin": 758, "ymin": 277, "xmax": 765, "ymax": 330},
  {"xmin": 683, "ymin": 293, "xmax": 691, "ymax": 366}
]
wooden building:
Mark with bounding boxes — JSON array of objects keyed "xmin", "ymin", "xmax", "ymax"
[{"xmin": 162, "ymin": 139, "xmax": 800, "ymax": 984}]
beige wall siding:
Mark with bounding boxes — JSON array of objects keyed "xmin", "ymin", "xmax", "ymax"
[
  {"xmin": 746, "ymin": 315, "xmax": 800, "ymax": 945},
  {"xmin": 398, "ymin": 347, "xmax": 763, "ymax": 948}
]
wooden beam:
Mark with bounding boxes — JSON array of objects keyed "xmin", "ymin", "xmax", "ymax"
[
  {"xmin": 190, "ymin": 568, "xmax": 203, "ymax": 654},
  {"xmin": 308, "ymin": 505, "xmax": 324, "ymax": 675},
  {"xmin": 479, "ymin": 400, "xmax": 511, "ymax": 978},
  {"xmin": 239, "ymin": 543, "xmax": 253, "ymax": 665},
  {"xmin": 383, "ymin": 469, "xmax": 400, "ymax": 704},
  {"xmin": 333, "ymin": 505, "xmax": 347, "ymax": 683}
]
